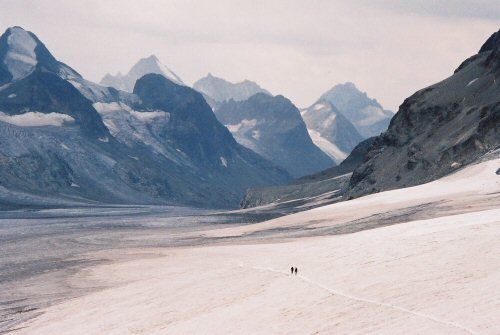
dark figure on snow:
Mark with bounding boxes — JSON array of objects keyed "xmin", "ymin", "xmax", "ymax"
[
  {"xmin": 294, "ymin": 267, "xmax": 298, "ymax": 275},
  {"xmin": 291, "ymin": 267, "xmax": 294, "ymax": 275}
]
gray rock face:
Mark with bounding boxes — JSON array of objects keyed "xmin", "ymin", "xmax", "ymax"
[
  {"xmin": 193, "ymin": 73, "xmax": 270, "ymax": 105},
  {"xmin": 0, "ymin": 27, "xmax": 290, "ymax": 208},
  {"xmin": 215, "ymin": 93, "xmax": 334, "ymax": 178},
  {"xmin": 348, "ymin": 29, "xmax": 500, "ymax": 197},
  {"xmin": 100, "ymin": 55, "xmax": 184, "ymax": 92},
  {"xmin": 320, "ymin": 82, "xmax": 394, "ymax": 137},
  {"xmin": 301, "ymin": 100, "xmax": 364, "ymax": 164}
]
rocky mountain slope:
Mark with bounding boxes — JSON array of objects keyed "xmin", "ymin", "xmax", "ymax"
[
  {"xmin": 0, "ymin": 27, "xmax": 290, "ymax": 208},
  {"xmin": 100, "ymin": 55, "xmax": 184, "ymax": 92},
  {"xmin": 348, "ymin": 29, "xmax": 500, "ymax": 197},
  {"xmin": 241, "ymin": 137, "xmax": 375, "ymax": 208},
  {"xmin": 193, "ymin": 73, "xmax": 270, "ymax": 107},
  {"xmin": 320, "ymin": 82, "xmax": 393, "ymax": 137},
  {"xmin": 301, "ymin": 100, "xmax": 364, "ymax": 164},
  {"xmin": 215, "ymin": 93, "xmax": 334, "ymax": 178},
  {"xmin": 241, "ymin": 29, "xmax": 500, "ymax": 209}
]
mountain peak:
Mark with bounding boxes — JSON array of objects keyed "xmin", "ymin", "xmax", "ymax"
[
  {"xmin": 479, "ymin": 29, "xmax": 500, "ymax": 53},
  {"xmin": 99, "ymin": 55, "xmax": 183, "ymax": 91},
  {"xmin": 0, "ymin": 25, "xmax": 81, "ymax": 85},
  {"xmin": 1, "ymin": 26, "xmax": 38, "ymax": 80},
  {"xmin": 319, "ymin": 82, "xmax": 392, "ymax": 138},
  {"xmin": 193, "ymin": 74, "xmax": 271, "ymax": 103}
]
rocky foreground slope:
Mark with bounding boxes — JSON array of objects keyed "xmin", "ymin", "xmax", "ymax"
[{"xmin": 348, "ymin": 29, "xmax": 500, "ymax": 197}]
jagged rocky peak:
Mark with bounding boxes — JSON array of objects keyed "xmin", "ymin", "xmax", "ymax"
[
  {"xmin": 193, "ymin": 73, "xmax": 271, "ymax": 103},
  {"xmin": 0, "ymin": 26, "xmax": 82, "ymax": 87},
  {"xmin": 99, "ymin": 54, "xmax": 183, "ymax": 92},
  {"xmin": 319, "ymin": 82, "xmax": 393, "ymax": 138}
]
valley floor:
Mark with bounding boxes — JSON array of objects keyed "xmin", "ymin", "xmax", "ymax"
[{"xmin": 5, "ymin": 158, "xmax": 500, "ymax": 334}]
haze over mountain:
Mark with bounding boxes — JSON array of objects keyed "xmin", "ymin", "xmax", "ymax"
[
  {"xmin": 100, "ymin": 55, "xmax": 184, "ymax": 92},
  {"xmin": 215, "ymin": 93, "xmax": 334, "ymax": 178},
  {"xmin": 193, "ymin": 73, "xmax": 271, "ymax": 106},
  {"xmin": 320, "ymin": 82, "xmax": 394, "ymax": 138},
  {"xmin": 0, "ymin": 27, "xmax": 289, "ymax": 209}
]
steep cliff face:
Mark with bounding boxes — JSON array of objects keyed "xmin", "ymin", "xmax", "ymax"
[
  {"xmin": 348, "ymin": 29, "xmax": 500, "ymax": 197},
  {"xmin": 215, "ymin": 93, "xmax": 334, "ymax": 178},
  {"xmin": 301, "ymin": 100, "xmax": 364, "ymax": 164}
]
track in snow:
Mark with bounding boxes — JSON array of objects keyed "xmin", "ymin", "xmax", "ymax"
[{"xmin": 241, "ymin": 264, "xmax": 477, "ymax": 335}]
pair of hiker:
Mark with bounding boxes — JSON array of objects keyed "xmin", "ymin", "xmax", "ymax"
[{"xmin": 290, "ymin": 266, "xmax": 298, "ymax": 275}]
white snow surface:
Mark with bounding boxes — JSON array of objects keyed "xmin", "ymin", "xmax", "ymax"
[
  {"xmin": 13, "ymin": 158, "xmax": 500, "ymax": 334},
  {"xmin": 226, "ymin": 119, "xmax": 257, "ymax": 133},
  {"xmin": 307, "ymin": 128, "xmax": 347, "ymax": 164},
  {"xmin": 4, "ymin": 27, "xmax": 38, "ymax": 80},
  {"xmin": 94, "ymin": 102, "xmax": 168, "ymax": 122},
  {"xmin": 0, "ymin": 111, "xmax": 74, "ymax": 127}
]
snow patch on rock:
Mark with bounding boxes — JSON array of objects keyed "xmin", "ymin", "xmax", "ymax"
[
  {"xmin": 226, "ymin": 119, "xmax": 257, "ymax": 133},
  {"xmin": 220, "ymin": 156, "xmax": 228, "ymax": 168},
  {"xmin": 0, "ymin": 111, "xmax": 74, "ymax": 127},
  {"xmin": 307, "ymin": 128, "xmax": 348, "ymax": 164},
  {"xmin": 4, "ymin": 27, "xmax": 38, "ymax": 80},
  {"xmin": 466, "ymin": 78, "xmax": 478, "ymax": 87}
]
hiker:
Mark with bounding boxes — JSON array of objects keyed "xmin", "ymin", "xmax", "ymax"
[
  {"xmin": 295, "ymin": 267, "xmax": 298, "ymax": 275},
  {"xmin": 291, "ymin": 266, "xmax": 294, "ymax": 275}
]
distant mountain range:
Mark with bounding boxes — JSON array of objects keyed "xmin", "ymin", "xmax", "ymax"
[
  {"xmin": 193, "ymin": 73, "xmax": 393, "ymax": 172},
  {"xmin": 0, "ymin": 26, "xmax": 290, "ymax": 209},
  {"xmin": 2, "ymin": 25, "xmax": 496, "ymax": 211},
  {"xmin": 100, "ymin": 55, "xmax": 184, "ymax": 92},
  {"xmin": 193, "ymin": 73, "xmax": 270, "ymax": 108}
]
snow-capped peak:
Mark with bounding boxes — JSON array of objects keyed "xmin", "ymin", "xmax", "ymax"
[
  {"xmin": 99, "ymin": 55, "xmax": 184, "ymax": 92},
  {"xmin": 129, "ymin": 55, "xmax": 184, "ymax": 85},
  {"xmin": 3, "ymin": 26, "xmax": 38, "ymax": 80}
]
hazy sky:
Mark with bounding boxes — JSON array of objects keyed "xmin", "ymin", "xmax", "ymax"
[{"xmin": 1, "ymin": 0, "xmax": 498, "ymax": 110}]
